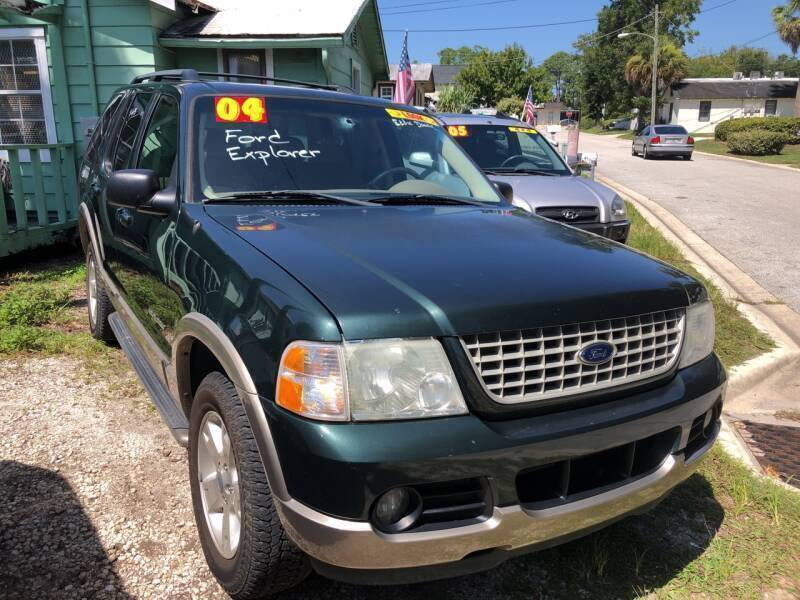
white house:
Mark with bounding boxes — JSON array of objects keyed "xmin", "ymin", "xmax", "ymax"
[{"xmin": 662, "ymin": 75, "xmax": 799, "ymax": 134}]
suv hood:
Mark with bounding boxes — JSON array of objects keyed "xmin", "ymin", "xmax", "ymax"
[
  {"xmin": 207, "ymin": 204, "xmax": 692, "ymax": 340},
  {"xmin": 486, "ymin": 174, "xmax": 615, "ymax": 219}
]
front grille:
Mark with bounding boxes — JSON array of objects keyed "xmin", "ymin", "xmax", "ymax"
[
  {"xmin": 461, "ymin": 308, "xmax": 686, "ymax": 403},
  {"xmin": 536, "ymin": 205, "xmax": 599, "ymax": 223},
  {"xmin": 516, "ymin": 428, "xmax": 679, "ymax": 509}
]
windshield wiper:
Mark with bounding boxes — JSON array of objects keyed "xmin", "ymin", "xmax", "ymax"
[
  {"xmin": 366, "ymin": 193, "xmax": 487, "ymax": 207},
  {"xmin": 484, "ymin": 167, "xmax": 559, "ymax": 176},
  {"xmin": 204, "ymin": 190, "xmax": 376, "ymax": 206}
]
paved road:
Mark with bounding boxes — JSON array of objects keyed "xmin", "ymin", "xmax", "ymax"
[{"xmin": 580, "ymin": 133, "xmax": 800, "ymax": 312}]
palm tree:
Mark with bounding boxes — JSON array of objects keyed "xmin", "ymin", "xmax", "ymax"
[
  {"xmin": 773, "ymin": 1, "xmax": 800, "ymax": 116},
  {"xmin": 624, "ymin": 40, "xmax": 689, "ymax": 96}
]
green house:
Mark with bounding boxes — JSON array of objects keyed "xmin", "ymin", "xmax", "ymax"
[{"xmin": 0, "ymin": 0, "xmax": 388, "ymax": 257}]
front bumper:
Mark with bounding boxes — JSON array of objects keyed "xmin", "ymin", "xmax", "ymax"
[
  {"xmin": 648, "ymin": 144, "xmax": 693, "ymax": 156},
  {"xmin": 266, "ymin": 353, "xmax": 725, "ymax": 572},
  {"xmin": 575, "ymin": 219, "xmax": 630, "ymax": 242},
  {"xmin": 277, "ymin": 423, "xmax": 716, "ymax": 574}
]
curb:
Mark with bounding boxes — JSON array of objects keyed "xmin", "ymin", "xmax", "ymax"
[
  {"xmin": 597, "ymin": 173, "xmax": 800, "ymax": 489},
  {"xmin": 693, "ymin": 149, "xmax": 800, "ymax": 174}
]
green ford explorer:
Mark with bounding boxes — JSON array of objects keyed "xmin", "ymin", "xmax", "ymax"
[{"xmin": 78, "ymin": 70, "xmax": 725, "ymax": 598}]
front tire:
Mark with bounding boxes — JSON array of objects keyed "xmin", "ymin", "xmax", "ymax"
[
  {"xmin": 631, "ymin": 144, "xmax": 637, "ymax": 156},
  {"xmin": 189, "ymin": 372, "xmax": 310, "ymax": 599},
  {"xmin": 86, "ymin": 247, "xmax": 115, "ymax": 342}
]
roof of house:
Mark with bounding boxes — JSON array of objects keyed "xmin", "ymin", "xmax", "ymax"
[
  {"xmin": 163, "ymin": 0, "xmax": 369, "ymax": 38},
  {"xmin": 431, "ymin": 64, "xmax": 464, "ymax": 86},
  {"xmin": 671, "ymin": 78, "xmax": 799, "ymax": 100},
  {"xmin": 388, "ymin": 63, "xmax": 433, "ymax": 82}
]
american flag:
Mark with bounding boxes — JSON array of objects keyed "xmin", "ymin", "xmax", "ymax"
[
  {"xmin": 522, "ymin": 85, "xmax": 535, "ymax": 124},
  {"xmin": 393, "ymin": 31, "xmax": 415, "ymax": 105}
]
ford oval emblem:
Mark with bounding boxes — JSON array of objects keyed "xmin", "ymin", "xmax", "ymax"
[{"xmin": 577, "ymin": 341, "xmax": 616, "ymax": 366}]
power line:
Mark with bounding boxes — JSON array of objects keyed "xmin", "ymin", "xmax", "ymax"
[
  {"xmin": 384, "ymin": 17, "xmax": 598, "ymax": 33},
  {"xmin": 382, "ymin": 0, "xmax": 518, "ymax": 16},
  {"xmin": 379, "ymin": 0, "xmax": 473, "ymax": 9}
]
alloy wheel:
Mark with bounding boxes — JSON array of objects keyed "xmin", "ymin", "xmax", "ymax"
[
  {"xmin": 87, "ymin": 255, "xmax": 98, "ymax": 326},
  {"xmin": 197, "ymin": 410, "xmax": 241, "ymax": 559}
]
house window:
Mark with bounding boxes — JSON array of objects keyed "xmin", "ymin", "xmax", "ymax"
[
  {"xmin": 351, "ymin": 61, "xmax": 362, "ymax": 95},
  {"xmin": 765, "ymin": 99, "xmax": 777, "ymax": 116},
  {"xmin": 351, "ymin": 28, "xmax": 359, "ymax": 50},
  {"xmin": 378, "ymin": 84, "xmax": 394, "ymax": 100},
  {"xmin": 223, "ymin": 50, "xmax": 264, "ymax": 82},
  {"xmin": 698, "ymin": 101, "xmax": 712, "ymax": 122},
  {"xmin": 0, "ymin": 28, "xmax": 55, "ymax": 147}
]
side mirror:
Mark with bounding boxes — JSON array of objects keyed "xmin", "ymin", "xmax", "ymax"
[
  {"xmin": 493, "ymin": 180, "xmax": 514, "ymax": 203},
  {"xmin": 107, "ymin": 169, "xmax": 160, "ymax": 209}
]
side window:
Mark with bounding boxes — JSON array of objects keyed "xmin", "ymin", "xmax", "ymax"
[
  {"xmin": 84, "ymin": 92, "xmax": 125, "ymax": 169},
  {"xmin": 112, "ymin": 91, "xmax": 153, "ymax": 171},
  {"xmin": 137, "ymin": 96, "xmax": 179, "ymax": 187}
]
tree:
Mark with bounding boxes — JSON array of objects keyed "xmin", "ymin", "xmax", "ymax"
[
  {"xmin": 437, "ymin": 45, "xmax": 487, "ymax": 65},
  {"xmin": 542, "ymin": 51, "xmax": 581, "ymax": 104},
  {"xmin": 735, "ymin": 47, "xmax": 770, "ymax": 75},
  {"xmin": 454, "ymin": 44, "xmax": 550, "ymax": 107},
  {"xmin": 624, "ymin": 39, "xmax": 689, "ymax": 96},
  {"xmin": 579, "ymin": 0, "xmax": 701, "ymax": 120},
  {"xmin": 436, "ymin": 85, "xmax": 476, "ymax": 113},
  {"xmin": 495, "ymin": 96, "xmax": 524, "ymax": 117},
  {"xmin": 770, "ymin": 53, "xmax": 800, "ymax": 76},
  {"xmin": 773, "ymin": 0, "xmax": 800, "ymax": 115}
]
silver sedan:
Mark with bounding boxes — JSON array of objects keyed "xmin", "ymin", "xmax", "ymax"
[{"xmin": 632, "ymin": 125, "xmax": 694, "ymax": 160}]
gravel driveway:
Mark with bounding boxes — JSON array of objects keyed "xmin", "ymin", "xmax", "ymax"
[{"xmin": 580, "ymin": 133, "xmax": 800, "ymax": 313}]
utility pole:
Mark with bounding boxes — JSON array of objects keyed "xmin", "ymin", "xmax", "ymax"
[{"xmin": 650, "ymin": 3, "xmax": 659, "ymax": 127}]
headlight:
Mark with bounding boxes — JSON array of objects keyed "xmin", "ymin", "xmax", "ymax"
[
  {"xmin": 678, "ymin": 301, "xmax": 715, "ymax": 369},
  {"xmin": 611, "ymin": 194, "xmax": 627, "ymax": 219},
  {"xmin": 276, "ymin": 338, "xmax": 468, "ymax": 421}
]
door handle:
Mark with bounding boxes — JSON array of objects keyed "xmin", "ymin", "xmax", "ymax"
[{"xmin": 117, "ymin": 208, "xmax": 133, "ymax": 228}]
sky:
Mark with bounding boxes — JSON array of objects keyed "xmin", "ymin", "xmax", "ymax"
[{"xmin": 378, "ymin": 0, "xmax": 792, "ymax": 67}]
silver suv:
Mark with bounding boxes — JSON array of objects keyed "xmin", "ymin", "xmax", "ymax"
[{"xmin": 438, "ymin": 113, "xmax": 630, "ymax": 243}]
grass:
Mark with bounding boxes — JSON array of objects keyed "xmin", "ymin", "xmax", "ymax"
[
  {"xmin": 581, "ymin": 126, "xmax": 635, "ymax": 140},
  {"xmin": 626, "ymin": 201, "xmax": 774, "ymax": 368},
  {"xmin": 694, "ymin": 139, "xmax": 800, "ymax": 169}
]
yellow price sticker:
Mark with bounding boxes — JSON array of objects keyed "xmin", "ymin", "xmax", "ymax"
[
  {"xmin": 508, "ymin": 126, "xmax": 538, "ymax": 134},
  {"xmin": 385, "ymin": 108, "xmax": 439, "ymax": 126},
  {"xmin": 215, "ymin": 96, "xmax": 267, "ymax": 123},
  {"xmin": 447, "ymin": 125, "xmax": 469, "ymax": 137}
]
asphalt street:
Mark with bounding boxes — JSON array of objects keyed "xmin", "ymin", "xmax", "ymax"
[{"xmin": 580, "ymin": 133, "xmax": 800, "ymax": 313}]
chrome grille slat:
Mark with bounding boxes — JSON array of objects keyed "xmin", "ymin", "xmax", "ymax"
[{"xmin": 461, "ymin": 308, "xmax": 686, "ymax": 404}]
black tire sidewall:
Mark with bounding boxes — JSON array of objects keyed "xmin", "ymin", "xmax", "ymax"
[{"xmin": 188, "ymin": 377, "xmax": 244, "ymax": 585}]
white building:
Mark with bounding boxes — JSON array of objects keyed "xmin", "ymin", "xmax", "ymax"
[{"xmin": 661, "ymin": 75, "xmax": 799, "ymax": 134}]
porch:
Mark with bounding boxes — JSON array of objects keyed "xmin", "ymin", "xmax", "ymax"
[{"xmin": 0, "ymin": 143, "xmax": 78, "ymax": 257}]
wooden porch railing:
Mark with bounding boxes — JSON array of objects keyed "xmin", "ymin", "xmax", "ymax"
[{"xmin": 0, "ymin": 143, "xmax": 79, "ymax": 257}]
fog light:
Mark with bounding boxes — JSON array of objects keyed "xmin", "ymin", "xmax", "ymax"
[{"xmin": 372, "ymin": 487, "xmax": 422, "ymax": 533}]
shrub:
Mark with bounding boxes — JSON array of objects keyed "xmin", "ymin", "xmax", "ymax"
[
  {"xmin": 495, "ymin": 96, "xmax": 524, "ymax": 118},
  {"xmin": 726, "ymin": 130, "xmax": 790, "ymax": 155},
  {"xmin": 715, "ymin": 116, "xmax": 800, "ymax": 143},
  {"xmin": 435, "ymin": 84, "xmax": 476, "ymax": 113}
]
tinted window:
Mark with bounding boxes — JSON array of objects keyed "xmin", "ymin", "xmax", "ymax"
[
  {"xmin": 654, "ymin": 126, "xmax": 687, "ymax": 134},
  {"xmin": 451, "ymin": 124, "xmax": 570, "ymax": 175},
  {"xmin": 765, "ymin": 99, "xmax": 777, "ymax": 116},
  {"xmin": 112, "ymin": 91, "xmax": 153, "ymax": 171},
  {"xmin": 192, "ymin": 96, "xmax": 500, "ymax": 203},
  {"xmin": 84, "ymin": 92, "xmax": 125, "ymax": 168},
  {"xmin": 137, "ymin": 95, "xmax": 179, "ymax": 187}
]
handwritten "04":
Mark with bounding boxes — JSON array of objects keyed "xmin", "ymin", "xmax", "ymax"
[{"xmin": 215, "ymin": 97, "xmax": 267, "ymax": 123}]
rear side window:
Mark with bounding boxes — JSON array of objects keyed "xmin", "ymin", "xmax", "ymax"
[
  {"xmin": 137, "ymin": 95, "xmax": 179, "ymax": 187},
  {"xmin": 112, "ymin": 91, "xmax": 153, "ymax": 171},
  {"xmin": 84, "ymin": 92, "xmax": 125, "ymax": 168},
  {"xmin": 655, "ymin": 126, "xmax": 687, "ymax": 135}
]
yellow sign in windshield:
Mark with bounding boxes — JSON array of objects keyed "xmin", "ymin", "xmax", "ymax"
[
  {"xmin": 385, "ymin": 108, "xmax": 439, "ymax": 126},
  {"xmin": 508, "ymin": 126, "xmax": 538, "ymax": 134}
]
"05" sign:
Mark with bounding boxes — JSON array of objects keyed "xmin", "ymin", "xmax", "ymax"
[{"xmin": 214, "ymin": 96, "xmax": 267, "ymax": 123}]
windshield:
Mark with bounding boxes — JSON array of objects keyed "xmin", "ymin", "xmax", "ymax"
[
  {"xmin": 191, "ymin": 95, "xmax": 501, "ymax": 203},
  {"xmin": 446, "ymin": 123, "xmax": 571, "ymax": 175},
  {"xmin": 654, "ymin": 125, "xmax": 687, "ymax": 135}
]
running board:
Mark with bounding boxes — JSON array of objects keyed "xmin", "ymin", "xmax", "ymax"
[{"xmin": 109, "ymin": 312, "xmax": 189, "ymax": 446}]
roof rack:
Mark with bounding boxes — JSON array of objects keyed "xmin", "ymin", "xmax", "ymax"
[{"xmin": 131, "ymin": 69, "xmax": 339, "ymax": 91}]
